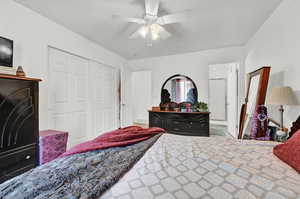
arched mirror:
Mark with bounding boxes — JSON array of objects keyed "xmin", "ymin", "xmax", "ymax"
[{"xmin": 161, "ymin": 74, "xmax": 198, "ymax": 106}]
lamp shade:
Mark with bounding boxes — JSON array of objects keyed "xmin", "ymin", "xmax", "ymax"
[{"xmin": 267, "ymin": 86, "xmax": 299, "ymax": 105}]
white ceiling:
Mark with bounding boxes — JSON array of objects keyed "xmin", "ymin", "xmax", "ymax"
[{"xmin": 14, "ymin": 0, "xmax": 282, "ymax": 59}]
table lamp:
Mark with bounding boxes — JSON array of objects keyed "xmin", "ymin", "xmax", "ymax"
[{"xmin": 267, "ymin": 86, "xmax": 299, "ymax": 136}]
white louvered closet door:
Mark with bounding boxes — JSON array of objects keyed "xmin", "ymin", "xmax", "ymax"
[{"xmin": 89, "ymin": 61, "xmax": 119, "ymax": 139}]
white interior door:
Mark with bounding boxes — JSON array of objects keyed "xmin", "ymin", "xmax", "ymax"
[
  {"xmin": 48, "ymin": 48, "xmax": 88, "ymax": 148},
  {"xmin": 209, "ymin": 79, "xmax": 227, "ymax": 121},
  {"xmin": 89, "ymin": 61, "xmax": 118, "ymax": 139}
]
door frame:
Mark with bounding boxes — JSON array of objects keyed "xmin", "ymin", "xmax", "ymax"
[{"xmin": 208, "ymin": 63, "xmax": 240, "ymax": 138}]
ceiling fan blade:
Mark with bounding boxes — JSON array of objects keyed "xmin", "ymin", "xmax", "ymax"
[
  {"xmin": 157, "ymin": 12, "xmax": 188, "ymax": 25},
  {"xmin": 158, "ymin": 25, "xmax": 171, "ymax": 40},
  {"xmin": 112, "ymin": 15, "xmax": 145, "ymax": 24},
  {"xmin": 145, "ymin": 0, "xmax": 160, "ymax": 16},
  {"xmin": 129, "ymin": 28, "xmax": 141, "ymax": 39},
  {"xmin": 126, "ymin": 18, "xmax": 146, "ymax": 24}
]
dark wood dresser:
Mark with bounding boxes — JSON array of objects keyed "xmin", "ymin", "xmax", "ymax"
[
  {"xmin": 0, "ymin": 75, "xmax": 41, "ymax": 183},
  {"xmin": 149, "ymin": 110, "xmax": 210, "ymax": 136}
]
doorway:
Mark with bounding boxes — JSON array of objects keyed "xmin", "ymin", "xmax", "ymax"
[{"xmin": 209, "ymin": 63, "xmax": 239, "ymax": 137}]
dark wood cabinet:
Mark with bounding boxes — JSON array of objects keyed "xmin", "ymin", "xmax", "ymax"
[
  {"xmin": 0, "ymin": 75, "xmax": 41, "ymax": 183},
  {"xmin": 149, "ymin": 111, "xmax": 210, "ymax": 136}
]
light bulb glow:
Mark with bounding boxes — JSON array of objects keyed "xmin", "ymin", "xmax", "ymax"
[
  {"xmin": 150, "ymin": 23, "xmax": 162, "ymax": 40},
  {"xmin": 150, "ymin": 23, "xmax": 162, "ymax": 33},
  {"xmin": 136, "ymin": 24, "xmax": 164, "ymax": 41},
  {"xmin": 138, "ymin": 26, "xmax": 149, "ymax": 38},
  {"xmin": 151, "ymin": 32, "xmax": 159, "ymax": 40}
]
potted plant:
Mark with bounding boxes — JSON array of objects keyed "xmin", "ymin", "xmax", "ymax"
[{"xmin": 194, "ymin": 102, "xmax": 208, "ymax": 112}]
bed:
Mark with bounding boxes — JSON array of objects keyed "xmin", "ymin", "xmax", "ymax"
[
  {"xmin": 1, "ymin": 131, "xmax": 300, "ymax": 199},
  {"xmin": 100, "ymin": 134, "xmax": 300, "ymax": 199}
]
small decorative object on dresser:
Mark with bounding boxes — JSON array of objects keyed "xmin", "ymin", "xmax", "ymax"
[
  {"xmin": 150, "ymin": 74, "xmax": 210, "ymax": 136},
  {"xmin": 16, "ymin": 66, "xmax": 26, "ymax": 77},
  {"xmin": 0, "ymin": 74, "xmax": 41, "ymax": 183},
  {"xmin": 193, "ymin": 101, "xmax": 209, "ymax": 112},
  {"xmin": 39, "ymin": 130, "xmax": 68, "ymax": 165}
]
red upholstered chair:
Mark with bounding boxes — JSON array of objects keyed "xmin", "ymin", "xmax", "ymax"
[
  {"xmin": 273, "ymin": 129, "xmax": 300, "ymax": 173},
  {"xmin": 39, "ymin": 130, "xmax": 68, "ymax": 165}
]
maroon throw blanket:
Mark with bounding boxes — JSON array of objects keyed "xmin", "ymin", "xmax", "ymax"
[{"xmin": 61, "ymin": 126, "xmax": 165, "ymax": 157}]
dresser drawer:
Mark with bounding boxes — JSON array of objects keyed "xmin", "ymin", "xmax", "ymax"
[
  {"xmin": 168, "ymin": 119, "xmax": 208, "ymax": 132},
  {"xmin": 149, "ymin": 112, "xmax": 164, "ymax": 128},
  {"xmin": 0, "ymin": 146, "xmax": 37, "ymax": 176},
  {"xmin": 167, "ymin": 120, "xmax": 194, "ymax": 132},
  {"xmin": 168, "ymin": 130, "xmax": 209, "ymax": 136},
  {"xmin": 0, "ymin": 164, "xmax": 35, "ymax": 183},
  {"xmin": 167, "ymin": 113, "xmax": 208, "ymax": 121}
]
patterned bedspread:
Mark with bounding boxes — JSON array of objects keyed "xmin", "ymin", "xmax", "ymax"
[
  {"xmin": 0, "ymin": 135, "xmax": 161, "ymax": 199},
  {"xmin": 101, "ymin": 134, "xmax": 300, "ymax": 199}
]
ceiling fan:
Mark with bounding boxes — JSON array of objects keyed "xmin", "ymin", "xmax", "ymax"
[{"xmin": 114, "ymin": 0, "xmax": 188, "ymax": 42}]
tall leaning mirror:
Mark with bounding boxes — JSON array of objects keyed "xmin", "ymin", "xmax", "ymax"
[{"xmin": 238, "ymin": 67, "xmax": 271, "ymax": 139}]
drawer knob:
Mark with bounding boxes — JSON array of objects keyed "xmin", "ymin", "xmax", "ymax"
[{"xmin": 25, "ymin": 155, "xmax": 31, "ymax": 160}]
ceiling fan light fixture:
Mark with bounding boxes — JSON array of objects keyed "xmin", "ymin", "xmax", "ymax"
[
  {"xmin": 117, "ymin": 0, "xmax": 187, "ymax": 42},
  {"xmin": 150, "ymin": 23, "xmax": 162, "ymax": 33},
  {"xmin": 138, "ymin": 25, "xmax": 149, "ymax": 38}
]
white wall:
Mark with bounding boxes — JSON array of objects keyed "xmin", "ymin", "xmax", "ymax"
[
  {"xmin": 129, "ymin": 47, "xmax": 246, "ymax": 109},
  {"xmin": 131, "ymin": 71, "xmax": 152, "ymax": 124},
  {"xmin": 0, "ymin": 0, "xmax": 126, "ymax": 130},
  {"xmin": 209, "ymin": 64, "xmax": 230, "ymax": 79},
  {"xmin": 245, "ymin": 0, "xmax": 300, "ymax": 129}
]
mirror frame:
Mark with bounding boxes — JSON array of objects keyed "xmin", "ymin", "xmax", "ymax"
[
  {"xmin": 161, "ymin": 74, "xmax": 198, "ymax": 105},
  {"xmin": 238, "ymin": 66, "xmax": 271, "ymax": 139}
]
